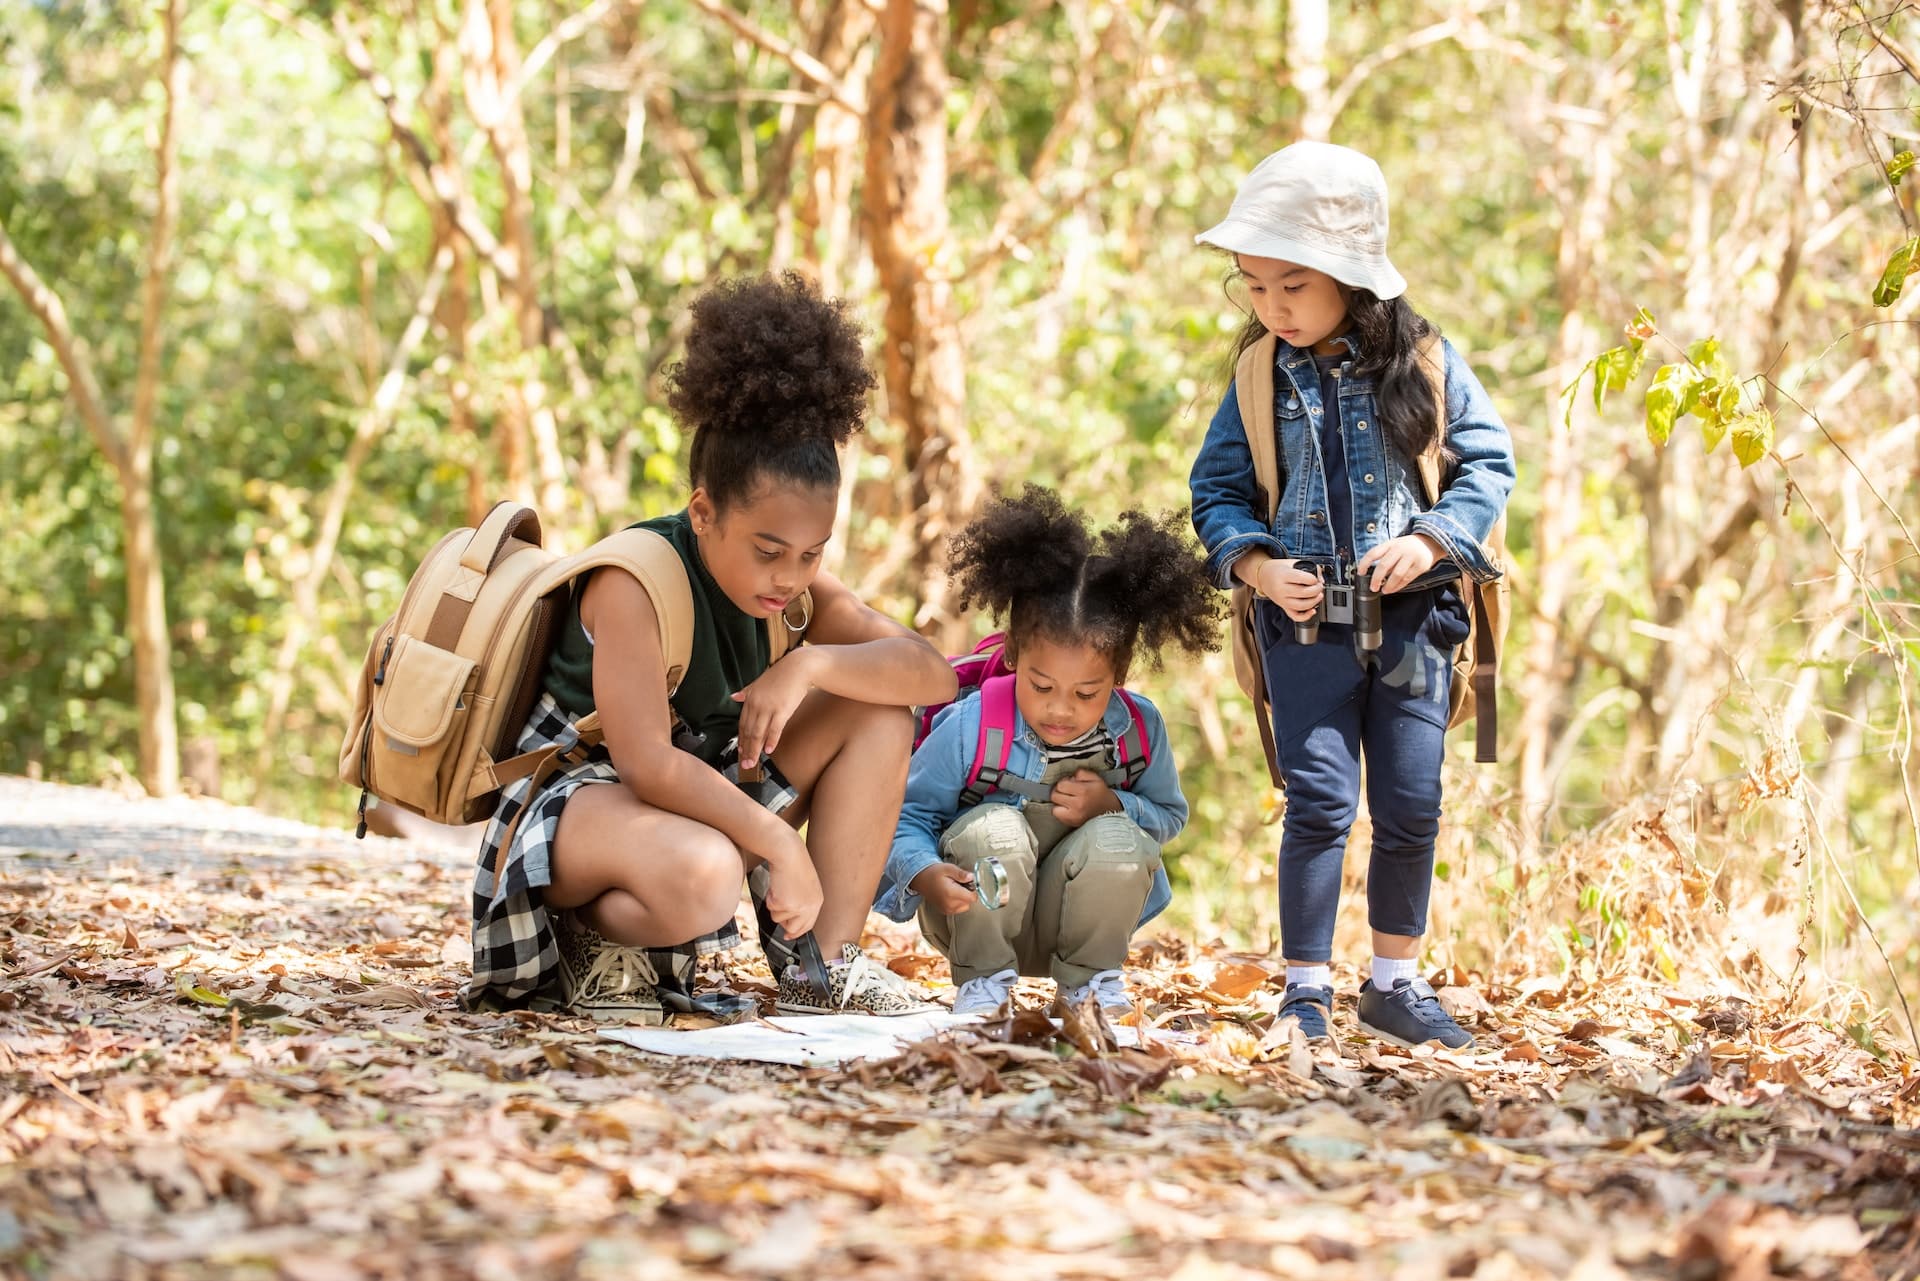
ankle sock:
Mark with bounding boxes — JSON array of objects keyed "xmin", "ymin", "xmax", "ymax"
[
  {"xmin": 1285, "ymin": 964, "xmax": 1332, "ymax": 992},
  {"xmin": 1371, "ymin": 955, "xmax": 1420, "ymax": 990}
]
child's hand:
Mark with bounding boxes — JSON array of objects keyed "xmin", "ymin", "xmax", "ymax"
[
  {"xmin": 910, "ymin": 863, "xmax": 977, "ymax": 916},
  {"xmin": 761, "ymin": 838, "xmax": 823, "ymax": 940},
  {"xmin": 732, "ymin": 648, "xmax": 820, "ymax": 769},
  {"xmin": 1356, "ymin": 533, "xmax": 1444, "ymax": 593},
  {"xmin": 1255, "ymin": 558, "xmax": 1324, "ymax": 622},
  {"xmin": 1051, "ymin": 769, "xmax": 1123, "ymax": 828}
]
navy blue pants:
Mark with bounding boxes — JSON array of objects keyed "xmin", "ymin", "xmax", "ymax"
[{"xmin": 1256, "ymin": 586, "xmax": 1469, "ymax": 962}]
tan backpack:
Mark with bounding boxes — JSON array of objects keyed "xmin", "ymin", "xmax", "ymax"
[
  {"xmin": 339, "ymin": 500, "xmax": 808, "ymax": 836},
  {"xmin": 1227, "ymin": 332, "xmax": 1509, "ymax": 785}
]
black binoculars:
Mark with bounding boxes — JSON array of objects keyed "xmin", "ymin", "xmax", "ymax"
[{"xmin": 1294, "ymin": 559, "xmax": 1383, "ymax": 651}]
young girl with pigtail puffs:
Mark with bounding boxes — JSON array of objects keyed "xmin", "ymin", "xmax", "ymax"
[{"xmin": 875, "ymin": 488, "xmax": 1222, "ymax": 1016}]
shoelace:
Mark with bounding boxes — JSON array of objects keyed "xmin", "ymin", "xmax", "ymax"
[
  {"xmin": 1084, "ymin": 969, "xmax": 1130, "ymax": 1007},
  {"xmin": 580, "ymin": 943, "xmax": 659, "ymax": 1000},
  {"xmin": 832, "ymin": 951, "xmax": 926, "ymax": 1009},
  {"xmin": 954, "ymin": 971, "xmax": 1015, "ymax": 1009}
]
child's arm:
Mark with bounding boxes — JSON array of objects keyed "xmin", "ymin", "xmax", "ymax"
[
  {"xmin": 873, "ymin": 706, "xmax": 969, "ymax": 923},
  {"xmin": 582, "ymin": 568, "xmax": 820, "ymax": 932},
  {"xmin": 735, "ymin": 568, "xmax": 958, "ymax": 769},
  {"xmin": 1408, "ymin": 340, "xmax": 1516, "ymax": 584},
  {"xmin": 1189, "ymin": 380, "xmax": 1288, "ymax": 589}
]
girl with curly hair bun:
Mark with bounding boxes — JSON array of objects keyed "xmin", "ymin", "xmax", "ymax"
[
  {"xmin": 874, "ymin": 487, "xmax": 1223, "ymax": 1018},
  {"xmin": 468, "ymin": 273, "xmax": 957, "ymax": 1022}
]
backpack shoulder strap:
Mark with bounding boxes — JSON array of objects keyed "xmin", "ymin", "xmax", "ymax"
[
  {"xmin": 961, "ymin": 673, "xmax": 1052, "ymax": 806},
  {"xmin": 767, "ymin": 590, "xmax": 813, "ymax": 665},
  {"xmin": 544, "ymin": 528, "xmax": 695, "ymax": 694},
  {"xmin": 1109, "ymin": 688, "xmax": 1151, "ymax": 789},
  {"xmin": 1233, "ymin": 333, "xmax": 1282, "ymax": 525}
]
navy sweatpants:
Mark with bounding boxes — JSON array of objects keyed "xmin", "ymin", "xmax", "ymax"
[{"xmin": 1256, "ymin": 585, "xmax": 1469, "ymax": 962}]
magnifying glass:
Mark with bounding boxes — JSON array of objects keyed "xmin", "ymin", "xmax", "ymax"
[{"xmin": 970, "ymin": 855, "xmax": 1010, "ymax": 911}]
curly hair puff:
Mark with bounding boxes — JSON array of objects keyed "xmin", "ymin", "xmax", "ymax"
[
  {"xmin": 665, "ymin": 272, "xmax": 876, "ymax": 510},
  {"xmin": 947, "ymin": 486, "xmax": 1223, "ymax": 684}
]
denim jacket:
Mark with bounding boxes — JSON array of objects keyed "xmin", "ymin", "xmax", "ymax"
[
  {"xmin": 1189, "ymin": 334, "xmax": 1515, "ymax": 589},
  {"xmin": 874, "ymin": 686, "xmax": 1185, "ymax": 925}
]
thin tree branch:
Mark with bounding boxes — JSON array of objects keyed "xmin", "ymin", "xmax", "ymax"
[
  {"xmin": 130, "ymin": 0, "xmax": 184, "ymax": 463},
  {"xmin": 263, "ymin": 241, "xmax": 456, "ymax": 742},
  {"xmin": 0, "ymin": 218, "xmax": 126, "ymax": 473},
  {"xmin": 685, "ymin": 0, "xmax": 862, "ymax": 112}
]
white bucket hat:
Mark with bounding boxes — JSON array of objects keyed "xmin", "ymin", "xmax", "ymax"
[{"xmin": 1195, "ymin": 141, "xmax": 1408, "ymax": 300}]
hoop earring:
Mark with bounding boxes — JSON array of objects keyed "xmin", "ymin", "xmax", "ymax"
[{"xmin": 782, "ymin": 596, "xmax": 812, "ymax": 634}]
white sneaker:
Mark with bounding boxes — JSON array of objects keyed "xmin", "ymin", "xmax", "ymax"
[
  {"xmin": 951, "ymin": 968, "xmax": 1018, "ymax": 1015},
  {"xmin": 1061, "ymin": 968, "xmax": 1133, "ymax": 1016}
]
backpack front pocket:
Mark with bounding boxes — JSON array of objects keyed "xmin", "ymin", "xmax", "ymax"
[{"xmin": 367, "ymin": 633, "xmax": 479, "ymax": 818}]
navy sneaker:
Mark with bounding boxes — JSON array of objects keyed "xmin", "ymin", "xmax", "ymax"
[
  {"xmin": 1276, "ymin": 983, "xmax": 1334, "ymax": 1042},
  {"xmin": 1357, "ymin": 977, "xmax": 1475, "ymax": 1049}
]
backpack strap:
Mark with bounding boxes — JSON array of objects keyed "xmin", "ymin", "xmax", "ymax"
[
  {"xmin": 959, "ymin": 674, "xmax": 1050, "ymax": 807},
  {"xmin": 767, "ymin": 591, "xmax": 813, "ymax": 665},
  {"xmin": 426, "ymin": 500, "xmax": 544, "ymax": 652},
  {"xmin": 1103, "ymin": 688, "xmax": 1152, "ymax": 791},
  {"xmin": 1231, "ymin": 333, "xmax": 1285, "ymax": 788},
  {"xmin": 1412, "ymin": 331, "xmax": 1500, "ymax": 764},
  {"xmin": 480, "ymin": 529, "xmax": 696, "ymax": 801},
  {"xmin": 1234, "ymin": 334, "xmax": 1283, "ymax": 527}
]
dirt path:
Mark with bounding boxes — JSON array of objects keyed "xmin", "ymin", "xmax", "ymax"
[{"xmin": 1, "ymin": 778, "xmax": 1913, "ymax": 1280}]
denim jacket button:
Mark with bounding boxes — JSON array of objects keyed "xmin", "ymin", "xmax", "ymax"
[
  {"xmin": 1357, "ymin": 420, "xmax": 1368, "ymax": 431},
  {"xmin": 1364, "ymin": 472, "xmax": 1375, "ymax": 483},
  {"xmin": 1310, "ymin": 511, "xmax": 1324, "ymax": 523},
  {"xmin": 1366, "ymin": 521, "xmax": 1378, "ymax": 532}
]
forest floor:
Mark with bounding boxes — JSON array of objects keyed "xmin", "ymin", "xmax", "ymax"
[{"xmin": 1, "ymin": 776, "xmax": 1916, "ymax": 1281}]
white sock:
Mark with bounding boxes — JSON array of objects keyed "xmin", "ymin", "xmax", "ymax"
[
  {"xmin": 1285, "ymin": 965, "xmax": 1332, "ymax": 992},
  {"xmin": 1372, "ymin": 955, "xmax": 1420, "ymax": 990}
]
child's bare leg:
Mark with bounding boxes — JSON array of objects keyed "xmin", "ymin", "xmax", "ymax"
[
  {"xmin": 764, "ymin": 690, "xmax": 916, "ymax": 955},
  {"xmin": 545, "ymin": 783, "xmax": 746, "ymax": 946}
]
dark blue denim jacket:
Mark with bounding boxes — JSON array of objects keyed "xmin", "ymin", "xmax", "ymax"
[{"xmin": 1188, "ymin": 334, "xmax": 1515, "ymax": 589}]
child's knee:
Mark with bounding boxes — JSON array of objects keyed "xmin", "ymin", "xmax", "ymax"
[
  {"xmin": 941, "ymin": 804, "xmax": 1037, "ymax": 867},
  {"xmin": 678, "ymin": 829, "xmax": 747, "ymax": 930},
  {"xmin": 1067, "ymin": 813, "xmax": 1161, "ymax": 875}
]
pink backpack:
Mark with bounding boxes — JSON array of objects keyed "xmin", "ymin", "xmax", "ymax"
[{"xmin": 916, "ymin": 632, "xmax": 1153, "ymax": 807}]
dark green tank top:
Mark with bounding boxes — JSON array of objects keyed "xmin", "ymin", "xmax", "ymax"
[{"xmin": 542, "ymin": 509, "xmax": 770, "ymax": 767}]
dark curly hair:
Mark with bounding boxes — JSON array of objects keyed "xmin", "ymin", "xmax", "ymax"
[
  {"xmin": 948, "ymin": 486, "xmax": 1223, "ymax": 684},
  {"xmin": 665, "ymin": 272, "xmax": 876, "ymax": 510}
]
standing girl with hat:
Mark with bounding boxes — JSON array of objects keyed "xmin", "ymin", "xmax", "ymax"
[{"xmin": 1187, "ymin": 142, "xmax": 1515, "ymax": 1049}]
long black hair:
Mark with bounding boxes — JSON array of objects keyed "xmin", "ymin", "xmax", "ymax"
[
  {"xmin": 1225, "ymin": 274, "xmax": 1443, "ymax": 466},
  {"xmin": 665, "ymin": 272, "xmax": 875, "ymax": 510},
  {"xmin": 947, "ymin": 486, "xmax": 1222, "ymax": 684}
]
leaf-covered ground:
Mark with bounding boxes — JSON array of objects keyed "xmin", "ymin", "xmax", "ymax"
[{"xmin": 2, "ymin": 778, "xmax": 1916, "ymax": 1281}]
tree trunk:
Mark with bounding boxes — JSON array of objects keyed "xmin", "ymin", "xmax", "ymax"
[
  {"xmin": 864, "ymin": 0, "xmax": 976, "ymax": 638},
  {"xmin": 1515, "ymin": 77, "xmax": 1620, "ymax": 841},
  {"xmin": 120, "ymin": 0, "xmax": 185, "ymax": 796}
]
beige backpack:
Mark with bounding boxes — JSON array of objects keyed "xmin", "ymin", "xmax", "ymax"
[
  {"xmin": 339, "ymin": 500, "xmax": 807, "ymax": 836},
  {"xmin": 1228, "ymin": 332, "xmax": 1509, "ymax": 785}
]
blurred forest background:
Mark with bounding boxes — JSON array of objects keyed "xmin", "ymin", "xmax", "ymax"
[{"xmin": 3, "ymin": 0, "xmax": 1917, "ymax": 1045}]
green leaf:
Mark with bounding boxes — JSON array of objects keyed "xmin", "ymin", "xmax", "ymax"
[
  {"xmin": 1645, "ymin": 364, "xmax": 1688, "ymax": 446},
  {"xmin": 1873, "ymin": 236, "xmax": 1920, "ymax": 307},
  {"xmin": 1731, "ymin": 409, "xmax": 1774, "ymax": 468},
  {"xmin": 1889, "ymin": 151, "xmax": 1916, "ymax": 184},
  {"xmin": 1700, "ymin": 409, "xmax": 1729, "ymax": 454},
  {"xmin": 1685, "ymin": 337, "xmax": 1720, "ymax": 370}
]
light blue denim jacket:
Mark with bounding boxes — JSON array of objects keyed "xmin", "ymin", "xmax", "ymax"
[
  {"xmin": 874, "ymin": 686, "xmax": 1184, "ymax": 925},
  {"xmin": 1188, "ymin": 334, "xmax": 1515, "ymax": 589}
]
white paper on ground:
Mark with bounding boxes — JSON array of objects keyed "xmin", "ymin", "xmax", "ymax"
[
  {"xmin": 598, "ymin": 1010, "xmax": 1145, "ymax": 1067},
  {"xmin": 599, "ymin": 1010, "xmax": 981, "ymax": 1067}
]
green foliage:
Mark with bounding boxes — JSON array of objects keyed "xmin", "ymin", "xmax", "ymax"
[
  {"xmin": 1872, "ymin": 235, "xmax": 1918, "ymax": 308},
  {"xmin": 1572, "ymin": 311, "xmax": 1770, "ymax": 469}
]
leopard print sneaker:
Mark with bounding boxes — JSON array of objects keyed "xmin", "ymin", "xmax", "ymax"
[
  {"xmin": 774, "ymin": 943, "xmax": 940, "ymax": 1017},
  {"xmin": 553, "ymin": 910, "xmax": 666, "ymax": 1025}
]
